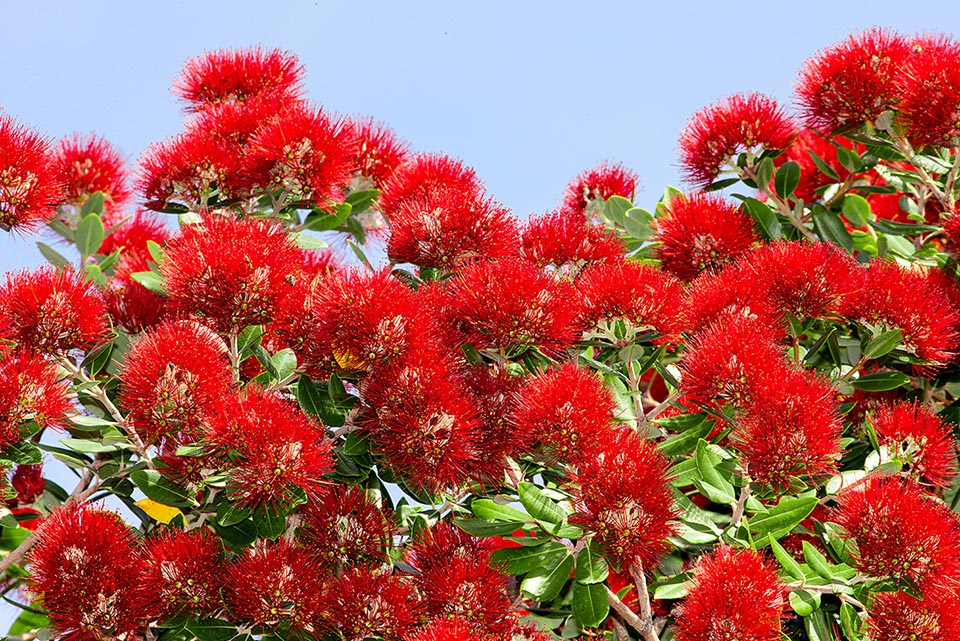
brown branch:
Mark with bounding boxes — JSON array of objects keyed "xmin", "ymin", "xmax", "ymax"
[{"xmin": 605, "ymin": 583, "xmax": 658, "ymax": 641}]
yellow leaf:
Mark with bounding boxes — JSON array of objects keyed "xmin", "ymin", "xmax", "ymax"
[{"xmin": 135, "ymin": 498, "xmax": 182, "ymax": 524}]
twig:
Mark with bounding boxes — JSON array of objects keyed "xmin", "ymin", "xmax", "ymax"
[
  {"xmin": 787, "ymin": 580, "xmax": 866, "ymax": 610},
  {"xmin": 611, "ymin": 617, "xmax": 630, "ymax": 641},
  {"xmin": 645, "ymin": 390, "xmax": 681, "ymax": 423},
  {"xmin": 605, "ymin": 581, "xmax": 658, "ymax": 641},
  {"xmin": 730, "ymin": 484, "xmax": 751, "ymax": 528}
]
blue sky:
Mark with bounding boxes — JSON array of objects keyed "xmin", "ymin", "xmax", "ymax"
[{"xmin": 2, "ymin": 0, "xmax": 960, "ymax": 628}]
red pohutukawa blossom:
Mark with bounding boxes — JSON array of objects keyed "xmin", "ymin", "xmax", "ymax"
[
  {"xmin": 224, "ymin": 539, "xmax": 329, "ymax": 638},
  {"xmin": 387, "ymin": 186, "xmax": 519, "ymax": 268},
  {"xmin": 865, "ymin": 586, "xmax": 960, "ymax": 641},
  {"xmin": 560, "ymin": 161, "xmax": 638, "ymax": 218},
  {"xmin": 136, "ymin": 528, "xmax": 225, "ymax": 620},
  {"xmin": 845, "ymin": 260, "xmax": 960, "ymax": 368},
  {"xmin": 571, "ymin": 427, "xmax": 677, "ymax": 570},
  {"xmin": 362, "ymin": 353, "xmax": 485, "ymax": 491},
  {"xmin": 243, "ymin": 104, "xmax": 356, "ymax": 207},
  {"xmin": 206, "ymin": 386, "xmax": 334, "ymax": 511},
  {"xmin": 0, "ymin": 349, "xmax": 71, "ymax": 448},
  {"xmin": 678, "ymin": 92, "xmax": 797, "ymax": 188},
  {"xmin": 298, "ymin": 485, "xmax": 394, "ymax": 571},
  {"xmin": 897, "ymin": 35, "xmax": 960, "ymax": 147},
  {"xmin": 681, "ymin": 263, "xmax": 782, "ymax": 335},
  {"xmin": 871, "ymin": 401, "xmax": 959, "ymax": 488},
  {"xmin": 378, "ymin": 153, "xmax": 484, "ymax": 215},
  {"xmin": 29, "ymin": 503, "xmax": 147, "ymax": 641},
  {"xmin": 520, "ymin": 209, "xmax": 624, "ymax": 270},
  {"xmin": 99, "ymin": 210, "xmax": 171, "ymax": 262},
  {"xmin": 104, "ymin": 255, "xmax": 169, "ymax": 334},
  {"xmin": 119, "ymin": 320, "xmax": 233, "ymax": 445},
  {"xmin": 329, "ymin": 567, "xmax": 423, "ymax": 641},
  {"xmin": 656, "ymin": 192, "xmax": 758, "ymax": 281},
  {"xmin": 416, "ymin": 555, "xmax": 517, "ymax": 636},
  {"xmin": 345, "ymin": 116, "xmax": 410, "ymax": 187},
  {"xmin": 463, "ymin": 364, "xmax": 528, "ymax": 477},
  {"xmin": 448, "ymin": 258, "xmax": 581, "ymax": 355},
  {"xmin": 836, "ymin": 475, "xmax": 960, "ymax": 586},
  {"xmin": 795, "ymin": 28, "xmax": 911, "ymax": 132},
  {"xmin": 55, "ymin": 133, "xmax": 131, "ymax": 210},
  {"xmin": 162, "ymin": 216, "xmax": 301, "ymax": 331},
  {"xmin": 0, "ymin": 266, "xmax": 110, "ymax": 353},
  {"xmin": 9, "ymin": 463, "xmax": 45, "ymax": 505},
  {"xmin": 173, "ymin": 47, "xmax": 306, "ymax": 112},
  {"xmin": 674, "ymin": 545, "xmax": 786, "ymax": 641},
  {"xmin": 743, "ymin": 241, "xmax": 863, "ymax": 320},
  {"xmin": 405, "ymin": 618, "xmax": 492, "ymax": 641},
  {"xmin": 0, "ymin": 114, "xmax": 62, "ymax": 232},
  {"xmin": 734, "ymin": 369, "xmax": 843, "ymax": 492}
]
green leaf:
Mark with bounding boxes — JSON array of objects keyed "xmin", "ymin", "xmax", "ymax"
[
  {"xmin": 491, "ymin": 541, "xmax": 570, "ymax": 575},
  {"xmin": 520, "ymin": 551, "xmax": 574, "ymax": 601},
  {"xmin": 471, "ymin": 499, "xmax": 529, "ymax": 523},
  {"xmin": 291, "ymin": 232, "xmax": 328, "ymax": 250},
  {"xmin": 216, "ymin": 501, "xmax": 253, "ymax": 527},
  {"xmin": 253, "ymin": 506, "xmax": 286, "ymax": 540},
  {"xmin": 59, "ymin": 437, "xmax": 131, "ymax": 454},
  {"xmin": 130, "ymin": 270, "xmax": 166, "ymax": 295},
  {"xmin": 8, "ymin": 609, "xmax": 50, "ymax": 636},
  {"xmin": 840, "ymin": 602, "xmax": 863, "ymax": 639},
  {"xmin": 789, "ymin": 588, "xmax": 821, "ymax": 616},
  {"xmin": 802, "ymin": 541, "xmax": 834, "ymax": 581},
  {"xmin": 347, "ymin": 240, "xmax": 372, "ymax": 271},
  {"xmin": 657, "ymin": 415, "xmax": 715, "ymax": 456},
  {"xmin": 812, "ymin": 207, "xmax": 854, "ymax": 252},
  {"xmin": 270, "ymin": 348, "xmax": 297, "ymax": 381},
  {"xmin": 76, "ymin": 213, "xmax": 106, "ymax": 258},
  {"xmin": 344, "ymin": 189, "xmax": 380, "ymax": 214},
  {"xmin": 80, "ymin": 191, "xmax": 105, "ymax": 217},
  {"xmin": 863, "ymin": 328, "xmax": 902, "ymax": 360},
  {"xmin": 850, "ymin": 371, "xmax": 911, "ymax": 392},
  {"xmin": 0, "ymin": 526, "xmax": 32, "ymax": 551},
  {"xmin": 131, "ymin": 469, "xmax": 199, "ymax": 508},
  {"xmin": 3, "ymin": 441, "xmax": 42, "ymax": 465},
  {"xmin": 603, "ymin": 196, "xmax": 634, "ymax": 226},
  {"xmin": 622, "ymin": 207, "xmax": 654, "ymax": 240},
  {"xmin": 146, "ymin": 239, "xmax": 165, "ymax": 265},
  {"xmin": 743, "ymin": 197, "xmax": 781, "ymax": 240},
  {"xmin": 454, "ymin": 518, "xmax": 520, "ymax": 537},
  {"xmin": 574, "ymin": 543, "xmax": 609, "ymax": 584},
  {"xmin": 651, "ymin": 573, "xmax": 690, "ymax": 600},
  {"xmin": 835, "ymin": 146, "xmax": 863, "ymax": 173},
  {"xmin": 750, "ymin": 496, "xmax": 818, "ymax": 541},
  {"xmin": 184, "ymin": 618, "xmax": 238, "ymax": 641},
  {"xmin": 342, "ymin": 432, "xmax": 369, "ymax": 457},
  {"xmin": 769, "ymin": 535, "xmax": 804, "ymax": 580},
  {"xmin": 572, "ymin": 581, "xmax": 609, "ymax": 628},
  {"xmin": 755, "ymin": 157, "xmax": 775, "ymax": 189},
  {"xmin": 841, "ymin": 194, "xmax": 871, "ymax": 227},
  {"xmin": 518, "ymin": 482, "xmax": 566, "ymax": 525},
  {"xmin": 36, "ymin": 242, "xmax": 72, "ymax": 269},
  {"xmin": 70, "ymin": 415, "xmax": 115, "ymax": 431},
  {"xmin": 807, "ymin": 149, "xmax": 840, "ymax": 181},
  {"xmin": 774, "ymin": 161, "xmax": 801, "ymax": 199},
  {"xmin": 694, "ymin": 439, "xmax": 735, "ymax": 503}
]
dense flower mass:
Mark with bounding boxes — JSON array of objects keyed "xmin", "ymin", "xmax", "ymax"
[
  {"xmin": 897, "ymin": 35, "xmax": 960, "ymax": 147},
  {"xmin": 55, "ymin": 133, "xmax": 131, "ymax": 210},
  {"xmin": 0, "ymin": 348, "xmax": 71, "ymax": 448},
  {"xmin": 137, "ymin": 528, "xmax": 225, "ymax": 619},
  {"xmin": 0, "ymin": 114, "xmax": 62, "ymax": 232},
  {"xmin": 560, "ymin": 162, "xmax": 638, "ymax": 217},
  {"xmin": 872, "ymin": 401, "xmax": 958, "ymax": 488},
  {"xmin": 378, "ymin": 153, "xmax": 483, "ymax": 215},
  {"xmin": 520, "ymin": 209, "xmax": 624, "ymax": 269},
  {"xmin": 299, "ymin": 485, "xmax": 394, "ymax": 571}
]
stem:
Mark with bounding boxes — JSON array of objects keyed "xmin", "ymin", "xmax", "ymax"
[
  {"xmin": 627, "ymin": 365, "xmax": 647, "ymax": 435},
  {"xmin": 730, "ymin": 484, "xmax": 751, "ymax": 528},
  {"xmin": 630, "ymin": 563, "xmax": 655, "ymax": 626},
  {"xmin": 611, "ymin": 618, "xmax": 630, "ymax": 641},
  {"xmin": 645, "ymin": 390, "xmax": 681, "ymax": 423},
  {"xmin": 605, "ymin": 585, "xmax": 658, "ymax": 641},
  {"xmin": 740, "ymin": 164, "xmax": 818, "ymax": 242},
  {"xmin": 840, "ymin": 354, "xmax": 869, "ymax": 381},
  {"xmin": 228, "ymin": 331, "xmax": 240, "ymax": 383},
  {"xmin": 787, "ymin": 581, "xmax": 866, "ymax": 610}
]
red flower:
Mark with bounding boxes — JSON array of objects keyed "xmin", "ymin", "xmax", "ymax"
[
  {"xmin": 0, "ymin": 266, "xmax": 110, "ymax": 353},
  {"xmin": 379, "ymin": 153, "xmax": 483, "ymax": 215},
  {"xmin": 679, "ymin": 93, "xmax": 797, "ymax": 188},
  {"xmin": 243, "ymin": 104, "xmax": 356, "ymax": 208},
  {"xmin": 136, "ymin": 528, "xmax": 225, "ymax": 620},
  {"xmin": 299, "ymin": 485, "xmax": 395, "ymax": 571},
  {"xmin": 836, "ymin": 475, "xmax": 960, "ymax": 586},
  {"xmin": 656, "ymin": 192, "xmax": 758, "ymax": 281},
  {"xmin": 734, "ymin": 369, "xmax": 843, "ymax": 492},
  {"xmin": 0, "ymin": 114, "xmax": 62, "ymax": 233},
  {"xmin": 520, "ymin": 209, "xmax": 624, "ymax": 270},
  {"xmin": 898, "ymin": 35, "xmax": 960, "ymax": 147},
  {"xmin": 681, "ymin": 262, "xmax": 782, "ymax": 336},
  {"xmin": 406, "ymin": 521, "xmax": 496, "ymax": 576},
  {"xmin": 119, "ymin": 320, "xmax": 232, "ymax": 445},
  {"xmin": 872, "ymin": 401, "xmax": 958, "ymax": 489},
  {"xmin": 99, "ymin": 211, "xmax": 170, "ymax": 263},
  {"xmin": 571, "ymin": 427, "xmax": 677, "ymax": 570},
  {"xmin": 344, "ymin": 116, "xmax": 410, "ymax": 187},
  {"xmin": 448, "ymin": 258, "xmax": 581, "ymax": 355},
  {"xmin": 510, "ymin": 363, "xmax": 616, "ymax": 462},
  {"xmin": 674, "ymin": 545, "xmax": 786, "ymax": 641},
  {"xmin": 328, "ymin": 567, "xmax": 423, "ymax": 641},
  {"xmin": 162, "ymin": 216, "xmax": 301, "ymax": 331},
  {"xmin": 29, "ymin": 503, "xmax": 147, "ymax": 641},
  {"xmin": 416, "ymin": 555, "xmax": 516, "ymax": 636},
  {"xmin": 224, "ymin": 539, "xmax": 329, "ymax": 638},
  {"xmin": 405, "ymin": 618, "xmax": 492, "ymax": 641},
  {"xmin": 795, "ymin": 28, "xmax": 911, "ymax": 132},
  {"xmin": 9, "ymin": 463, "xmax": 45, "ymax": 505},
  {"xmin": 207, "ymin": 386, "xmax": 333, "ymax": 511},
  {"xmin": 388, "ymin": 185, "xmax": 518, "ymax": 268},
  {"xmin": 844, "ymin": 260, "xmax": 960, "ymax": 369},
  {"xmin": 463, "ymin": 364, "xmax": 528, "ymax": 481},
  {"xmin": 0, "ymin": 349, "xmax": 71, "ymax": 449},
  {"xmin": 173, "ymin": 47, "xmax": 305, "ymax": 112},
  {"xmin": 866, "ymin": 586, "xmax": 960, "ymax": 641},
  {"xmin": 560, "ymin": 161, "xmax": 638, "ymax": 218},
  {"xmin": 55, "ymin": 133, "xmax": 131, "ymax": 211},
  {"xmin": 187, "ymin": 92, "xmax": 292, "ymax": 148},
  {"xmin": 104, "ymin": 255, "xmax": 169, "ymax": 334}
]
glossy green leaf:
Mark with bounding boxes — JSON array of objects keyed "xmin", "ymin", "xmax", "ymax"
[
  {"xmin": 520, "ymin": 551, "xmax": 574, "ymax": 601},
  {"xmin": 695, "ymin": 439, "xmax": 735, "ymax": 503},
  {"xmin": 491, "ymin": 541, "xmax": 569, "ymax": 575},
  {"xmin": 76, "ymin": 213, "xmax": 105, "ymax": 257},
  {"xmin": 658, "ymin": 415, "xmax": 715, "ymax": 456},
  {"xmin": 841, "ymin": 194, "xmax": 871, "ymax": 227},
  {"xmin": 789, "ymin": 588, "xmax": 821, "ymax": 616},
  {"xmin": 471, "ymin": 499, "xmax": 529, "ymax": 523},
  {"xmin": 769, "ymin": 535, "xmax": 804, "ymax": 580},
  {"xmin": 774, "ymin": 161, "xmax": 800, "ymax": 199},
  {"xmin": 835, "ymin": 146, "xmax": 863, "ymax": 173},
  {"xmin": 454, "ymin": 518, "xmax": 521, "ymax": 537},
  {"xmin": 130, "ymin": 270, "xmax": 166, "ymax": 295},
  {"xmin": 802, "ymin": 541, "xmax": 834, "ymax": 581},
  {"xmin": 184, "ymin": 618, "xmax": 238, "ymax": 641},
  {"xmin": 863, "ymin": 328, "xmax": 902, "ymax": 360},
  {"xmin": 850, "ymin": 371, "xmax": 910, "ymax": 392},
  {"xmin": 36, "ymin": 241, "xmax": 72, "ymax": 269},
  {"xmin": 574, "ymin": 543, "xmax": 609, "ymax": 584},
  {"xmin": 812, "ymin": 207, "xmax": 854, "ymax": 252},
  {"xmin": 750, "ymin": 496, "xmax": 818, "ymax": 541},
  {"xmin": 80, "ymin": 191, "xmax": 105, "ymax": 217},
  {"xmin": 131, "ymin": 469, "xmax": 199, "ymax": 508},
  {"xmin": 3, "ymin": 441, "xmax": 42, "ymax": 465},
  {"xmin": 807, "ymin": 149, "xmax": 840, "ymax": 181},
  {"xmin": 743, "ymin": 197, "xmax": 782, "ymax": 240},
  {"xmin": 518, "ymin": 482, "xmax": 566, "ymax": 525},
  {"xmin": 216, "ymin": 501, "xmax": 253, "ymax": 527},
  {"xmin": 572, "ymin": 581, "xmax": 609, "ymax": 628}
]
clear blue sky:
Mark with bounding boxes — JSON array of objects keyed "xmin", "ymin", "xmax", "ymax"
[{"xmin": 2, "ymin": 0, "xmax": 959, "ymax": 628}]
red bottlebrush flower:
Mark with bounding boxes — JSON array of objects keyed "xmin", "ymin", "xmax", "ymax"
[
  {"xmin": 679, "ymin": 314, "xmax": 789, "ymax": 410},
  {"xmin": 571, "ymin": 427, "xmax": 677, "ymax": 570},
  {"xmin": 29, "ymin": 503, "xmax": 147, "ymax": 641},
  {"xmin": 345, "ymin": 116, "xmax": 410, "ymax": 187},
  {"xmin": 224, "ymin": 539, "xmax": 329, "ymax": 638},
  {"xmin": 0, "ymin": 349, "xmax": 71, "ymax": 448},
  {"xmin": 206, "ymin": 386, "xmax": 333, "ymax": 511},
  {"xmin": 656, "ymin": 192, "xmax": 758, "ymax": 282},
  {"xmin": 898, "ymin": 35, "xmax": 960, "ymax": 147},
  {"xmin": 405, "ymin": 618, "xmax": 493, "ymax": 641},
  {"xmin": 298, "ymin": 485, "xmax": 394, "ymax": 571},
  {"xmin": 162, "ymin": 216, "xmax": 301, "ymax": 331},
  {"xmin": 681, "ymin": 262, "xmax": 782, "ymax": 336},
  {"xmin": 137, "ymin": 528, "xmax": 225, "ymax": 620},
  {"xmin": 845, "ymin": 260, "xmax": 960, "ymax": 368},
  {"xmin": 416, "ymin": 555, "xmax": 516, "ymax": 636},
  {"xmin": 99, "ymin": 211, "xmax": 170, "ymax": 262},
  {"xmin": 674, "ymin": 545, "xmax": 786, "ymax": 641},
  {"xmin": 174, "ymin": 47, "xmax": 305, "ymax": 112},
  {"xmin": 0, "ymin": 114, "xmax": 62, "ymax": 233},
  {"xmin": 387, "ymin": 187, "xmax": 519, "ymax": 268},
  {"xmin": 104, "ymin": 255, "xmax": 169, "ymax": 334},
  {"xmin": 510, "ymin": 363, "xmax": 616, "ymax": 462},
  {"xmin": 796, "ymin": 28, "xmax": 911, "ymax": 132},
  {"xmin": 520, "ymin": 209, "xmax": 624, "ymax": 270},
  {"xmin": 379, "ymin": 153, "xmax": 484, "ymax": 216},
  {"xmin": 55, "ymin": 133, "xmax": 131, "ymax": 210},
  {"xmin": 743, "ymin": 241, "xmax": 864, "ymax": 320},
  {"xmin": 362, "ymin": 353, "xmax": 484, "ymax": 492},
  {"xmin": 119, "ymin": 320, "xmax": 232, "ymax": 445},
  {"xmin": 560, "ymin": 161, "xmax": 638, "ymax": 218},
  {"xmin": 10, "ymin": 463, "xmax": 45, "ymax": 505},
  {"xmin": 187, "ymin": 92, "xmax": 291, "ymax": 149},
  {"xmin": 774, "ymin": 129, "xmax": 853, "ymax": 203},
  {"xmin": 866, "ymin": 586, "xmax": 960, "ymax": 641},
  {"xmin": 463, "ymin": 364, "xmax": 527, "ymax": 480},
  {"xmin": 872, "ymin": 401, "xmax": 959, "ymax": 489},
  {"xmin": 679, "ymin": 93, "xmax": 797, "ymax": 188},
  {"xmin": 836, "ymin": 475, "xmax": 960, "ymax": 586},
  {"xmin": 243, "ymin": 104, "xmax": 356, "ymax": 208},
  {"xmin": 329, "ymin": 567, "xmax": 423, "ymax": 641},
  {"xmin": 734, "ymin": 369, "xmax": 843, "ymax": 492},
  {"xmin": 448, "ymin": 258, "xmax": 581, "ymax": 355},
  {"xmin": 0, "ymin": 266, "xmax": 110, "ymax": 353},
  {"xmin": 406, "ymin": 521, "xmax": 496, "ymax": 576},
  {"xmin": 137, "ymin": 129, "xmax": 244, "ymax": 211}
]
